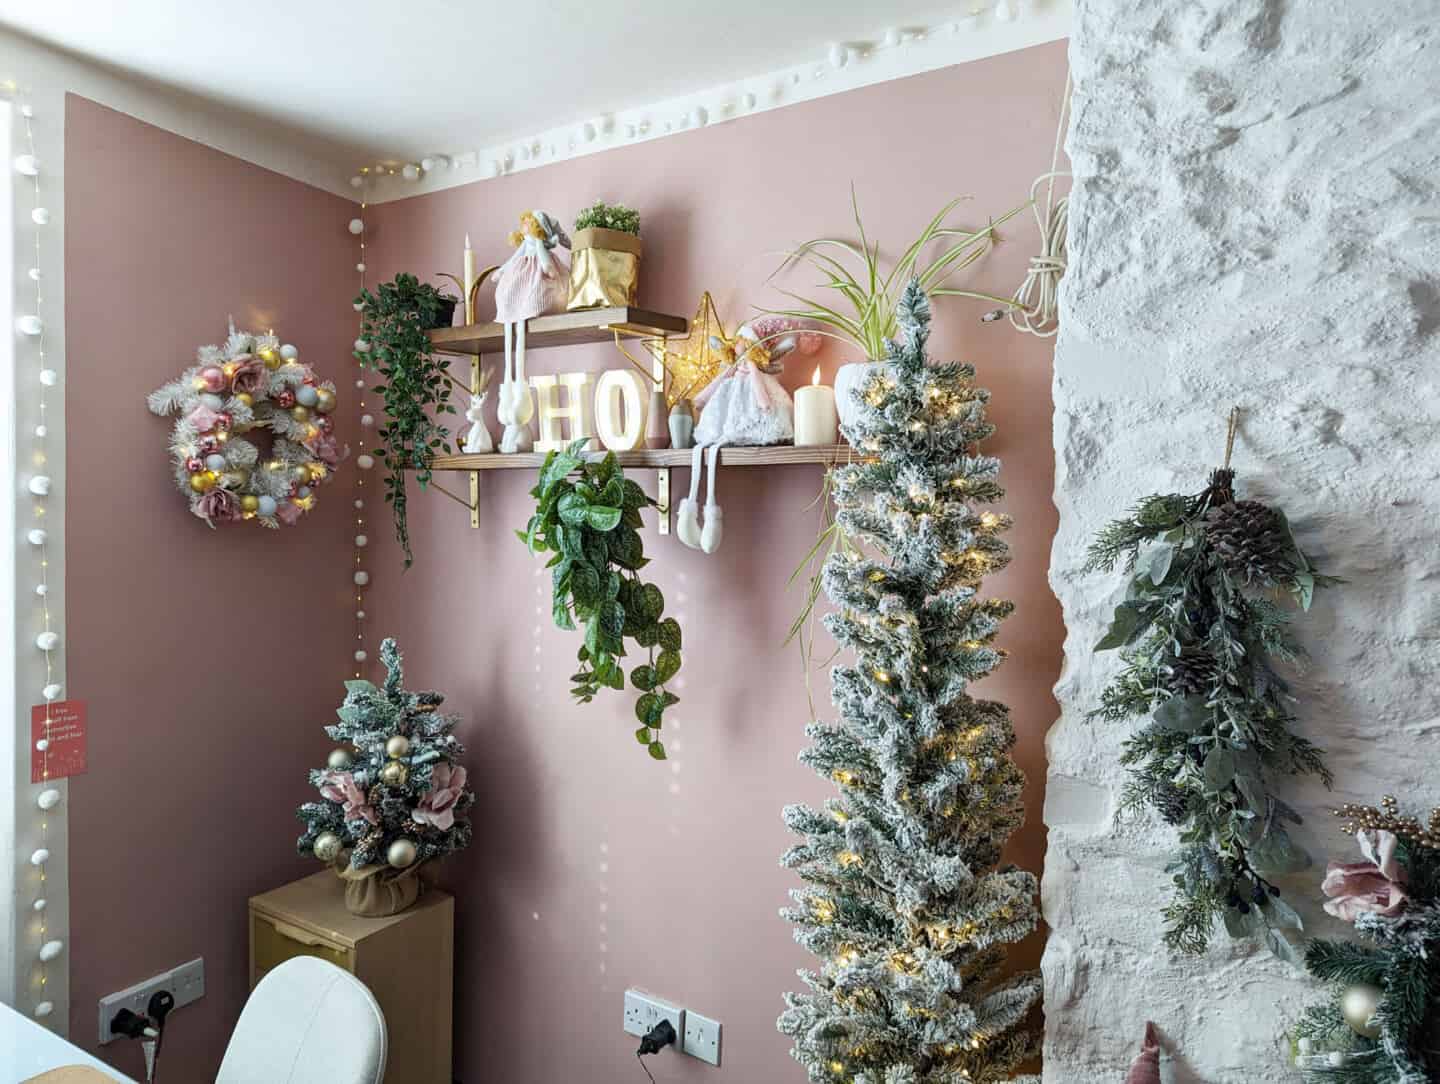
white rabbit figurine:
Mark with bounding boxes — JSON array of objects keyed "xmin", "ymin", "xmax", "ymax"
[{"xmin": 461, "ymin": 367, "xmax": 494, "ymax": 454}]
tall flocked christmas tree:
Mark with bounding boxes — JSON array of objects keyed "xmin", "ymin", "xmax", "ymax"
[
  {"xmin": 779, "ymin": 282, "xmax": 1041, "ymax": 1082},
  {"xmin": 298, "ymin": 639, "xmax": 473, "ymax": 880}
]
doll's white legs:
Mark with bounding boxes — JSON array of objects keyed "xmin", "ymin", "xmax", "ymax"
[
  {"xmin": 700, "ymin": 443, "xmax": 724, "ymax": 554},
  {"xmin": 676, "ymin": 443, "xmax": 704, "ymax": 548},
  {"xmin": 499, "ymin": 322, "xmax": 534, "ymax": 454}
]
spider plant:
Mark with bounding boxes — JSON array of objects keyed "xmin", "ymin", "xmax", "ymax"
[{"xmin": 767, "ymin": 187, "xmax": 1024, "ymax": 359}]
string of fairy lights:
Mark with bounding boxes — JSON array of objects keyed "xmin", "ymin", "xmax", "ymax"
[
  {"xmin": 350, "ymin": 178, "xmax": 372, "ymax": 677},
  {"xmin": 13, "ymin": 93, "xmax": 65, "ymax": 1022}
]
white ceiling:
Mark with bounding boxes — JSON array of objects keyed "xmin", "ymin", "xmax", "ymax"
[{"xmin": 1, "ymin": 0, "xmax": 979, "ymax": 166}]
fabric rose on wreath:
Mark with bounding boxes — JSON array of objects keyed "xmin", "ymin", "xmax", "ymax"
[
  {"xmin": 413, "ymin": 763, "xmax": 468, "ymax": 831},
  {"xmin": 186, "ymin": 403, "xmax": 224, "ymax": 433},
  {"xmin": 194, "ymin": 488, "xmax": 241, "ymax": 526},
  {"xmin": 312, "ymin": 433, "xmax": 342, "ymax": 467},
  {"xmin": 319, "ymin": 770, "xmax": 379, "ymax": 825},
  {"xmin": 229, "ymin": 357, "xmax": 268, "ymax": 397},
  {"xmin": 1322, "ymin": 829, "xmax": 1408, "ymax": 921},
  {"xmin": 275, "ymin": 500, "xmax": 303, "ymax": 527}
]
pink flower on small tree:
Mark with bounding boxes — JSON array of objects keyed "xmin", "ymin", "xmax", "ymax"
[
  {"xmin": 413, "ymin": 763, "xmax": 469, "ymax": 831},
  {"xmin": 319, "ymin": 770, "xmax": 378, "ymax": 825}
]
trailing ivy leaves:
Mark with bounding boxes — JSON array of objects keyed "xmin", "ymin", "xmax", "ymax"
[
  {"xmin": 354, "ymin": 273, "xmax": 459, "ymax": 568},
  {"xmin": 520, "ymin": 440, "xmax": 681, "ymax": 760},
  {"xmin": 1087, "ymin": 468, "xmax": 1339, "ymax": 956}
]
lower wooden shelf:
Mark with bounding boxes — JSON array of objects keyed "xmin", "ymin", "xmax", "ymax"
[{"xmin": 427, "ymin": 443, "xmax": 858, "ymax": 472}]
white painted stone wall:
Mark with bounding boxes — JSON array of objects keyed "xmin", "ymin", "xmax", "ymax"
[{"xmin": 1043, "ymin": 1, "xmax": 1440, "ymax": 1080}]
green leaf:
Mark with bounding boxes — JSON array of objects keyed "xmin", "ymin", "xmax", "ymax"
[
  {"xmin": 587, "ymin": 505, "xmax": 623, "ymax": 532},
  {"xmin": 633, "ymin": 622, "xmax": 661, "ymax": 648},
  {"xmin": 1250, "ymin": 829, "xmax": 1311, "ymax": 874},
  {"xmin": 635, "ymin": 727, "xmax": 653, "ymax": 745},
  {"xmin": 558, "ymin": 491, "xmax": 590, "ymax": 527},
  {"xmin": 1293, "ymin": 572, "xmax": 1315, "ymax": 612},
  {"xmin": 631, "ymin": 665, "xmax": 657, "ymax": 692},
  {"xmin": 654, "ymin": 650, "xmax": 681, "ymax": 684},
  {"xmin": 1153, "ymin": 695, "xmax": 1208, "ymax": 733},
  {"xmin": 1203, "ymin": 747, "xmax": 1236, "ymax": 790},
  {"xmin": 1262, "ymin": 926, "xmax": 1306, "ymax": 969},
  {"xmin": 1223, "ymin": 905, "xmax": 1263, "ymax": 940},
  {"xmin": 574, "ymin": 481, "xmax": 598, "ymax": 503},
  {"xmin": 602, "ymin": 477, "xmax": 624, "ymax": 507},
  {"xmin": 608, "ymin": 528, "xmax": 646, "ymax": 570},
  {"xmin": 635, "ymin": 693, "xmax": 662, "ymax": 726},
  {"xmin": 599, "ymin": 600, "xmax": 626, "ymax": 638},
  {"xmin": 620, "ymin": 479, "xmax": 649, "ymax": 510},
  {"xmin": 1140, "ymin": 541, "xmax": 1175, "ymax": 585},
  {"xmin": 1095, "ymin": 601, "xmax": 1147, "ymax": 652},
  {"xmin": 639, "ymin": 584, "xmax": 665, "ymax": 622},
  {"xmin": 344, "ymin": 680, "xmax": 379, "ymax": 697},
  {"xmin": 552, "ymin": 597, "xmax": 576, "ymax": 631},
  {"xmin": 648, "ymin": 741, "xmax": 667, "ymax": 761},
  {"xmin": 541, "ymin": 452, "xmax": 582, "ymax": 492},
  {"xmin": 1261, "ymin": 895, "xmax": 1304, "ymax": 932},
  {"xmin": 657, "ymin": 618, "xmax": 682, "ymax": 653},
  {"xmin": 571, "ymin": 565, "xmax": 602, "ymax": 610}
]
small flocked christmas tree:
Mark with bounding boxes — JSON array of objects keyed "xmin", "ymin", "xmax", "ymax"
[
  {"xmin": 297, "ymin": 639, "xmax": 473, "ymax": 885},
  {"xmin": 779, "ymin": 282, "xmax": 1041, "ymax": 1082}
]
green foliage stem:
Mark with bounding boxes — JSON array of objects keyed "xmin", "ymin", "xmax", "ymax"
[
  {"xmin": 574, "ymin": 201, "xmax": 641, "ymax": 235},
  {"xmin": 519, "ymin": 440, "xmax": 680, "ymax": 759}
]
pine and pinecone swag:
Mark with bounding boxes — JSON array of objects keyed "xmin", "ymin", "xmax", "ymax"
[{"xmin": 1085, "ymin": 466, "xmax": 1339, "ymax": 955}]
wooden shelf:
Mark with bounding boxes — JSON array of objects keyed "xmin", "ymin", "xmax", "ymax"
[
  {"xmin": 427, "ymin": 306, "xmax": 687, "ymax": 355},
  {"xmin": 427, "ymin": 444, "xmax": 859, "ymax": 472}
]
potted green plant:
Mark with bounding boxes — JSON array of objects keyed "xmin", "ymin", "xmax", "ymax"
[
  {"xmin": 769, "ymin": 188, "xmax": 1022, "ymax": 430},
  {"xmin": 354, "ymin": 273, "xmax": 460, "ymax": 567},
  {"xmin": 519, "ymin": 440, "xmax": 682, "ymax": 760},
  {"xmin": 568, "ymin": 201, "xmax": 643, "ymax": 310}
]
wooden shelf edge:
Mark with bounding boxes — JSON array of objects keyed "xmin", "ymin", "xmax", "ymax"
[
  {"xmin": 424, "ymin": 444, "xmax": 859, "ymax": 472},
  {"xmin": 428, "ymin": 306, "xmax": 687, "ymax": 355}
]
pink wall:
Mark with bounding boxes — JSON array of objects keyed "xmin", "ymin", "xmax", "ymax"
[
  {"xmin": 365, "ymin": 43, "xmax": 1067, "ymax": 1082},
  {"xmin": 63, "ymin": 95, "xmax": 357, "ymax": 1080}
]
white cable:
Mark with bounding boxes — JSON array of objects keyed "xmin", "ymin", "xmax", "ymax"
[{"xmin": 1006, "ymin": 72, "xmax": 1072, "ymax": 338}]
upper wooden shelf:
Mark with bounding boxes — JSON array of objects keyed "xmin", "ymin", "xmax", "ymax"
[
  {"xmin": 428, "ymin": 444, "xmax": 859, "ymax": 472},
  {"xmin": 427, "ymin": 306, "xmax": 687, "ymax": 355}
]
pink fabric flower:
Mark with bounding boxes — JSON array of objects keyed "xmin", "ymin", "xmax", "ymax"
[
  {"xmin": 413, "ymin": 763, "xmax": 468, "ymax": 831},
  {"xmin": 312, "ymin": 433, "xmax": 342, "ymax": 467},
  {"xmin": 186, "ymin": 404, "xmax": 223, "ymax": 432},
  {"xmin": 1322, "ymin": 829, "xmax": 1407, "ymax": 922},
  {"xmin": 229, "ymin": 358, "xmax": 267, "ymax": 397},
  {"xmin": 193, "ymin": 488, "xmax": 241, "ymax": 525},
  {"xmin": 319, "ymin": 770, "xmax": 378, "ymax": 825},
  {"xmin": 275, "ymin": 500, "xmax": 302, "ymax": 526}
]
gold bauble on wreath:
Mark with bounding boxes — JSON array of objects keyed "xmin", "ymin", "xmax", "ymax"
[
  {"xmin": 240, "ymin": 494, "xmax": 260, "ymax": 513},
  {"xmin": 313, "ymin": 831, "xmax": 342, "ymax": 862},
  {"xmin": 380, "ymin": 761, "xmax": 408, "ymax": 787},
  {"xmin": 327, "ymin": 747, "xmax": 353, "ymax": 771},
  {"xmin": 385, "ymin": 735, "xmax": 411, "ymax": 759},
  {"xmin": 1340, "ymin": 983, "xmax": 1383, "ymax": 1039},
  {"xmin": 290, "ymin": 405, "xmax": 310, "ymax": 423},
  {"xmin": 314, "ymin": 387, "xmax": 336, "ymax": 414}
]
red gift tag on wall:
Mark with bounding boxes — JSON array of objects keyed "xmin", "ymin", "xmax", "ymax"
[{"xmin": 31, "ymin": 700, "xmax": 87, "ymax": 783}]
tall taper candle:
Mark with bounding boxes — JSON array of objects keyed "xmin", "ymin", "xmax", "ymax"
[
  {"xmin": 463, "ymin": 233, "xmax": 476, "ymax": 324},
  {"xmin": 794, "ymin": 366, "xmax": 838, "ymax": 446}
]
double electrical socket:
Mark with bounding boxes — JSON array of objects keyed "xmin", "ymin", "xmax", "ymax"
[
  {"xmin": 623, "ymin": 988, "xmax": 722, "ymax": 1067},
  {"xmin": 97, "ymin": 957, "xmax": 205, "ymax": 1044}
]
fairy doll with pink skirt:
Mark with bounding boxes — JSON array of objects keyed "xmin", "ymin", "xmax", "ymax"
[{"xmin": 493, "ymin": 210, "xmax": 571, "ymax": 453}]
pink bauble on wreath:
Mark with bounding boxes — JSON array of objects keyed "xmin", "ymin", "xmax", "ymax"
[{"xmin": 147, "ymin": 321, "xmax": 347, "ymax": 529}]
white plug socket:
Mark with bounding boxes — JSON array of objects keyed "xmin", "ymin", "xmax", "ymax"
[
  {"xmin": 623, "ymin": 988, "xmax": 684, "ymax": 1045},
  {"xmin": 682, "ymin": 1008, "xmax": 723, "ymax": 1066},
  {"xmin": 97, "ymin": 957, "xmax": 205, "ymax": 1044}
]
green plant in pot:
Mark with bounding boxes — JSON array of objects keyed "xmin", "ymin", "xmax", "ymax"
[
  {"xmin": 568, "ymin": 201, "xmax": 643, "ymax": 311},
  {"xmin": 520, "ymin": 440, "xmax": 681, "ymax": 760},
  {"xmin": 354, "ymin": 272, "xmax": 460, "ymax": 567}
]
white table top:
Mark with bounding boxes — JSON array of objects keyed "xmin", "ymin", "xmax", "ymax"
[{"xmin": 0, "ymin": 1002, "xmax": 133, "ymax": 1083}]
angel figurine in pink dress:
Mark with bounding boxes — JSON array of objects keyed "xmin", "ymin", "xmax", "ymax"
[{"xmin": 493, "ymin": 211, "xmax": 570, "ymax": 453}]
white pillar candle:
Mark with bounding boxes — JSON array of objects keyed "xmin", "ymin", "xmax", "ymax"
[{"xmin": 794, "ymin": 367, "xmax": 838, "ymax": 446}]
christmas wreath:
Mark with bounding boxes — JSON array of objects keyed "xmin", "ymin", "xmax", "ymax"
[{"xmin": 148, "ymin": 323, "xmax": 342, "ymax": 527}]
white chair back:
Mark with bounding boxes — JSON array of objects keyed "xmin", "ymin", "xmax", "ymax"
[{"xmin": 216, "ymin": 956, "xmax": 386, "ymax": 1084}]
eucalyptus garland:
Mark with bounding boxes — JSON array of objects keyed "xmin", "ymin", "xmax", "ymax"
[{"xmin": 1085, "ymin": 466, "xmax": 1338, "ymax": 954}]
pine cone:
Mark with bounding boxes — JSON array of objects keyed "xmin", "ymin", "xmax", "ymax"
[
  {"xmin": 1165, "ymin": 646, "xmax": 1217, "ymax": 695},
  {"xmin": 1204, "ymin": 500, "xmax": 1291, "ymax": 581},
  {"xmin": 1154, "ymin": 783, "xmax": 1192, "ymax": 826}
]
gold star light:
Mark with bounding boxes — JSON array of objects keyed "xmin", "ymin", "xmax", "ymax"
[{"xmin": 612, "ymin": 292, "xmax": 732, "ymax": 406}]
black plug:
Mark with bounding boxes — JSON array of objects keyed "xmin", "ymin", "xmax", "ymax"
[
  {"xmin": 638, "ymin": 1018, "xmax": 677, "ymax": 1056},
  {"xmin": 109, "ymin": 1008, "xmax": 151, "ymax": 1040},
  {"xmin": 147, "ymin": 990, "xmax": 175, "ymax": 1030}
]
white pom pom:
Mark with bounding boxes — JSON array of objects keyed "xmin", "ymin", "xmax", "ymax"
[
  {"xmin": 355, "ymin": 534, "xmax": 368, "ymax": 547},
  {"xmin": 420, "ymin": 157, "xmax": 436, "ymax": 172},
  {"xmin": 829, "ymin": 43, "xmax": 850, "ymax": 68},
  {"xmin": 34, "ymin": 424, "xmax": 47, "ymax": 437},
  {"xmin": 742, "ymin": 92, "xmax": 757, "ymax": 110},
  {"xmin": 38, "ymin": 940, "xmax": 63, "ymax": 962},
  {"xmin": 27, "ymin": 528, "xmax": 47, "ymax": 545},
  {"xmin": 33, "ymin": 1001, "xmax": 53, "ymax": 1019},
  {"xmin": 33, "ymin": 898, "xmax": 47, "ymax": 912},
  {"xmin": 30, "ymin": 848, "xmax": 49, "ymax": 866},
  {"xmin": 993, "ymin": 0, "xmax": 1015, "ymax": 20},
  {"xmin": 35, "ymin": 583, "xmax": 47, "ymax": 597},
  {"xmin": 355, "ymin": 379, "xmax": 365, "ymax": 389},
  {"xmin": 361, "ymin": 413, "xmax": 374, "ymax": 427},
  {"xmin": 401, "ymin": 163, "xmax": 420, "ymax": 181},
  {"xmin": 42, "ymin": 683, "xmax": 61, "ymax": 701},
  {"xmin": 354, "ymin": 499, "xmax": 364, "ymax": 509},
  {"xmin": 20, "ymin": 104, "xmax": 33, "ymax": 118},
  {"xmin": 882, "ymin": 27, "xmax": 902, "ymax": 47},
  {"xmin": 354, "ymin": 571, "xmax": 370, "ymax": 586},
  {"xmin": 37, "ymin": 788, "xmax": 60, "ymax": 810},
  {"xmin": 690, "ymin": 106, "xmax": 709, "ymax": 127},
  {"xmin": 28, "ymin": 475, "xmax": 50, "ymax": 495},
  {"xmin": 280, "ymin": 343, "xmax": 298, "ymax": 360},
  {"xmin": 356, "ymin": 262, "xmax": 367, "ymax": 273},
  {"xmin": 356, "ymin": 454, "xmax": 375, "ymax": 470},
  {"xmin": 356, "ymin": 610, "xmax": 366, "ymax": 620},
  {"xmin": 17, "ymin": 314, "xmax": 42, "ymax": 335},
  {"xmin": 354, "ymin": 649, "xmax": 368, "ymax": 662},
  {"xmin": 31, "ymin": 207, "xmax": 49, "ymax": 225},
  {"xmin": 39, "ymin": 369, "xmax": 58, "ymax": 386},
  {"xmin": 349, "ymin": 175, "xmax": 365, "ymax": 189},
  {"xmin": 354, "ymin": 339, "xmax": 370, "ymax": 353},
  {"xmin": 36, "ymin": 631, "xmax": 58, "ymax": 651},
  {"xmin": 348, "ymin": 218, "xmax": 365, "ymax": 235},
  {"xmin": 14, "ymin": 153, "xmax": 39, "ymax": 175},
  {"xmin": 35, "ymin": 738, "xmax": 49, "ymax": 752},
  {"xmin": 28, "ymin": 267, "xmax": 41, "ymax": 281}
]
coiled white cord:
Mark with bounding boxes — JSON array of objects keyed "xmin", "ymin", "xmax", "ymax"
[{"xmin": 1004, "ymin": 72, "xmax": 1072, "ymax": 338}]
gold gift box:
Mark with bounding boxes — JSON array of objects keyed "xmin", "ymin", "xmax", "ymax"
[{"xmin": 568, "ymin": 226, "xmax": 642, "ymax": 310}]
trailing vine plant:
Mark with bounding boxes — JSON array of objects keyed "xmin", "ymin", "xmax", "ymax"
[
  {"xmin": 354, "ymin": 273, "xmax": 458, "ymax": 567},
  {"xmin": 520, "ymin": 440, "xmax": 682, "ymax": 760},
  {"xmin": 1085, "ymin": 454, "xmax": 1339, "ymax": 956}
]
